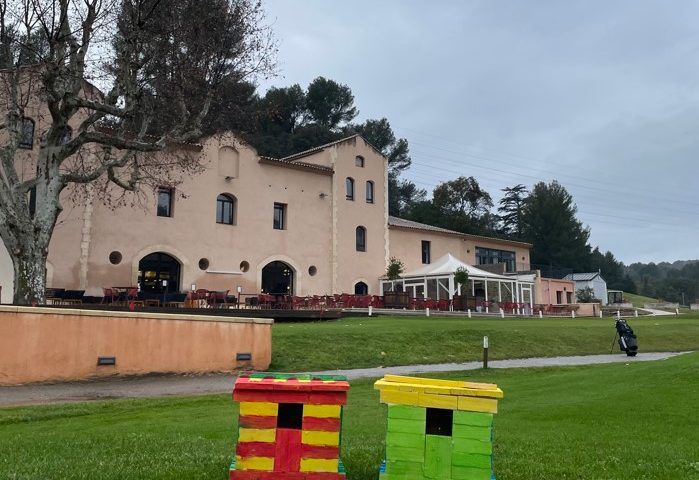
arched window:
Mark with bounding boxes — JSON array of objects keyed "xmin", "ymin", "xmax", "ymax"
[
  {"xmin": 354, "ymin": 281, "xmax": 369, "ymax": 295},
  {"xmin": 346, "ymin": 177, "xmax": 354, "ymax": 200},
  {"xmin": 356, "ymin": 226, "xmax": 367, "ymax": 252},
  {"xmin": 366, "ymin": 181, "xmax": 374, "ymax": 204},
  {"xmin": 18, "ymin": 118, "xmax": 35, "ymax": 149},
  {"xmin": 216, "ymin": 194, "xmax": 236, "ymax": 225},
  {"xmin": 355, "ymin": 156, "xmax": 365, "ymax": 167}
]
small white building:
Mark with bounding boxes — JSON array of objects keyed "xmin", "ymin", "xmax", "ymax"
[{"xmin": 564, "ymin": 272, "xmax": 608, "ymax": 305}]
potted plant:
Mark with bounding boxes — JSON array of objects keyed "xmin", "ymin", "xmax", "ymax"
[
  {"xmin": 384, "ymin": 257, "xmax": 409, "ymax": 308},
  {"xmin": 452, "ymin": 266, "xmax": 470, "ymax": 311}
]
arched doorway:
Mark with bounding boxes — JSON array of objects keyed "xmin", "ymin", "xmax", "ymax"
[
  {"xmin": 138, "ymin": 252, "xmax": 181, "ymax": 293},
  {"xmin": 354, "ymin": 281, "xmax": 369, "ymax": 295},
  {"xmin": 261, "ymin": 261, "xmax": 294, "ymax": 294}
]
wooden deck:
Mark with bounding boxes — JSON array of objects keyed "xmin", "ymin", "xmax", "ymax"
[{"xmin": 34, "ymin": 304, "xmax": 344, "ymax": 321}]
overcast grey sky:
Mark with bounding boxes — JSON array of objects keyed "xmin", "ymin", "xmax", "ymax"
[{"xmin": 260, "ymin": 0, "xmax": 699, "ymax": 264}]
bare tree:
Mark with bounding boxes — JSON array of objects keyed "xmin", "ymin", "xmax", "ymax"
[{"xmin": 0, "ymin": 0, "xmax": 276, "ymax": 304}]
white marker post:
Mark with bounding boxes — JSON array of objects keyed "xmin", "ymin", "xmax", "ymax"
[
  {"xmin": 617, "ymin": 310, "xmax": 621, "ymax": 319},
  {"xmin": 634, "ymin": 309, "xmax": 638, "ymax": 318},
  {"xmin": 426, "ymin": 307, "xmax": 430, "ymax": 317},
  {"xmin": 599, "ymin": 310, "xmax": 603, "ymax": 318},
  {"xmin": 539, "ymin": 310, "xmax": 543, "ymax": 319},
  {"xmin": 483, "ymin": 336, "xmax": 489, "ymax": 369},
  {"xmin": 467, "ymin": 309, "xmax": 472, "ymax": 319},
  {"xmin": 571, "ymin": 310, "xmax": 576, "ymax": 319},
  {"xmin": 368, "ymin": 306, "xmax": 373, "ymax": 317},
  {"xmin": 500, "ymin": 308, "xmax": 505, "ymax": 318}
]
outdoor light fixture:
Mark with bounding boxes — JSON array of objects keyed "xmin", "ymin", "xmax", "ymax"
[
  {"xmin": 97, "ymin": 356, "xmax": 116, "ymax": 366},
  {"xmin": 236, "ymin": 352, "xmax": 252, "ymax": 361},
  {"xmin": 191, "ymin": 283, "xmax": 196, "ymax": 291}
]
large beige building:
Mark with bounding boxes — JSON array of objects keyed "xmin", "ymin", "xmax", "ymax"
[{"xmin": 0, "ymin": 131, "xmax": 537, "ymax": 303}]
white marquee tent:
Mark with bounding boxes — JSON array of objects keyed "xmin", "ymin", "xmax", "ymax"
[{"xmin": 381, "ymin": 254, "xmax": 534, "ymax": 307}]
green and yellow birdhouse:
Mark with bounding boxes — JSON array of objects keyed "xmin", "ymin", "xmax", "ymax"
[{"xmin": 374, "ymin": 375, "xmax": 504, "ymax": 480}]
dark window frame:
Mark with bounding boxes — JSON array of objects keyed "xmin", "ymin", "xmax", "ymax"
[
  {"xmin": 346, "ymin": 177, "xmax": 355, "ymax": 200},
  {"xmin": 356, "ymin": 226, "xmax": 367, "ymax": 252},
  {"xmin": 274, "ymin": 202, "xmax": 287, "ymax": 230},
  {"xmin": 366, "ymin": 180, "xmax": 374, "ymax": 204},
  {"xmin": 355, "ymin": 156, "xmax": 365, "ymax": 167},
  {"xmin": 216, "ymin": 194, "xmax": 236, "ymax": 225},
  {"xmin": 156, "ymin": 187, "xmax": 173, "ymax": 217},
  {"xmin": 475, "ymin": 246, "xmax": 516, "ymax": 272},
  {"xmin": 422, "ymin": 240, "xmax": 431, "ymax": 264},
  {"xmin": 18, "ymin": 118, "xmax": 35, "ymax": 149}
]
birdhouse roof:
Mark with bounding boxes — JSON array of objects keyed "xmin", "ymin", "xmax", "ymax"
[{"xmin": 374, "ymin": 375, "xmax": 503, "ymax": 413}]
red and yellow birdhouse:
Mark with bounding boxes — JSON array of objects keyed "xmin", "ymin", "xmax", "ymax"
[{"xmin": 229, "ymin": 372, "xmax": 349, "ymax": 480}]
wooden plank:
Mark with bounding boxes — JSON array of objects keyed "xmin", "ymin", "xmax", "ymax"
[
  {"xmin": 423, "ymin": 434, "xmax": 452, "ymax": 479},
  {"xmin": 238, "ymin": 428, "xmax": 276, "ymax": 443},
  {"xmin": 418, "ymin": 392, "xmax": 458, "ymax": 410},
  {"xmin": 239, "ymin": 415, "xmax": 278, "ymax": 429},
  {"xmin": 274, "ymin": 428, "xmax": 302, "ymax": 472},
  {"xmin": 302, "ymin": 416, "xmax": 341, "ymax": 432},
  {"xmin": 235, "ymin": 455, "xmax": 275, "ymax": 471},
  {"xmin": 387, "ymin": 404, "xmax": 426, "ymax": 421},
  {"xmin": 303, "ymin": 405, "xmax": 342, "ymax": 418},
  {"xmin": 239, "ymin": 402, "xmax": 279, "ymax": 417},
  {"xmin": 299, "ymin": 458, "xmax": 339, "ymax": 473},
  {"xmin": 457, "ymin": 396, "xmax": 498, "ymax": 414},
  {"xmin": 236, "ymin": 441, "xmax": 276, "ymax": 458},
  {"xmin": 380, "ymin": 389, "xmax": 419, "ymax": 407},
  {"xmin": 302, "ymin": 430, "xmax": 340, "ymax": 446}
]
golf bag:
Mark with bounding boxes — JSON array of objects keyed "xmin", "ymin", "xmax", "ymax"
[{"xmin": 615, "ymin": 318, "xmax": 638, "ymax": 357}]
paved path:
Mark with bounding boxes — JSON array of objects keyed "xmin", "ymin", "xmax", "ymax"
[
  {"xmin": 639, "ymin": 308, "xmax": 677, "ymax": 316},
  {"xmin": 0, "ymin": 352, "xmax": 688, "ymax": 407}
]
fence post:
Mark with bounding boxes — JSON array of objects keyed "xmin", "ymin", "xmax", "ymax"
[
  {"xmin": 599, "ymin": 310, "xmax": 603, "ymax": 318},
  {"xmin": 571, "ymin": 310, "xmax": 576, "ymax": 319},
  {"xmin": 368, "ymin": 306, "xmax": 373, "ymax": 317},
  {"xmin": 426, "ymin": 307, "xmax": 430, "ymax": 317},
  {"xmin": 539, "ymin": 310, "xmax": 543, "ymax": 319},
  {"xmin": 634, "ymin": 309, "xmax": 638, "ymax": 318},
  {"xmin": 617, "ymin": 310, "xmax": 621, "ymax": 319},
  {"xmin": 499, "ymin": 308, "xmax": 505, "ymax": 318},
  {"xmin": 483, "ymin": 336, "xmax": 489, "ymax": 369},
  {"xmin": 467, "ymin": 309, "xmax": 472, "ymax": 319}
]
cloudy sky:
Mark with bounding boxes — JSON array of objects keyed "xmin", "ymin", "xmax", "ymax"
[{"xmin": 260, "ymin": 0, "xmax": 699, "ymax": 264}]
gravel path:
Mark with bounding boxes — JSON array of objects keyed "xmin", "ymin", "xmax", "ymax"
[{"xmin": 0, "ymin": 352, "xmax": 688, "ymax": 407}]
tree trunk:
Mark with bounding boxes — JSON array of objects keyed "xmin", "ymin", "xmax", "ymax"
[{"xmin": 12, "ymin": 246, "xmax": 48, "ymax": 305}]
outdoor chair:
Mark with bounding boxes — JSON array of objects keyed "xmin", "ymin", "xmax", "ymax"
[
  {"xmin": 207, "ymin": 290, "xmax": 229, "ymax": 308},
  {"xmin": 101, "ymin": 288, "xmax": 116, "ymax": 305}
]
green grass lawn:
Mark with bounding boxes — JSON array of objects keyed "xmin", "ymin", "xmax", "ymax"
[
  {"xmin": 271, "ymin": 314, "xmax": 699, "ymax": 371},
  {"xmin": 623, "ymin": 292, "xmax": 661, "ymax": 307},
  {"xmin": 1, "ymin": 353, "xmax": 698, "ymax": 480}
]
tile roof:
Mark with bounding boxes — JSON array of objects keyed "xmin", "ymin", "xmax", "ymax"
[
  {"xmin": 388, "ymin": 216, "xmax": 533, "ymax": 247},
  {"xmin": 258, "ymin": 156, "xmax": 334, "ymax": 174}
]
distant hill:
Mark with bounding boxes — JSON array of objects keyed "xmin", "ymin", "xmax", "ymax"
[{"xmin": 626, "ymin": 260, "xmax": 699, "ymax": 304}]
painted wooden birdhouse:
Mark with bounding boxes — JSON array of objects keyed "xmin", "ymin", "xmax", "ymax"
[
  {"xmin": 374, "ymin": 375, "xmax": 504, "ymax": 480},
  {"xmin": 230, "ymin": 372, "xmax": 349, "ymax": 480}
]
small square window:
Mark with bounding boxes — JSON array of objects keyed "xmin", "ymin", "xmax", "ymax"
[
  {"xmin": 355, "ymin": 156, "xmax": 365, "ymax": 167},
  {"xmin": 277, "ymin": 403, "xmax": 303, "ymax": 430},
  {"xmin": 426, "ymin": 408, "xmax": 453, "ymax": 436}
]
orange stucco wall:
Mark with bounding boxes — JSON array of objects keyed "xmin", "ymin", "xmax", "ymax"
[
  {"xmin": 0, "ymin": 306, "xmax": 272, "ymax": 385},
  {"xmin": 388, "ymin": 227, "xmax": 531, "ymax": 274},
  {"xmin": 534, "ymin": 277, "xmax": 577, "ymax": 305}
]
